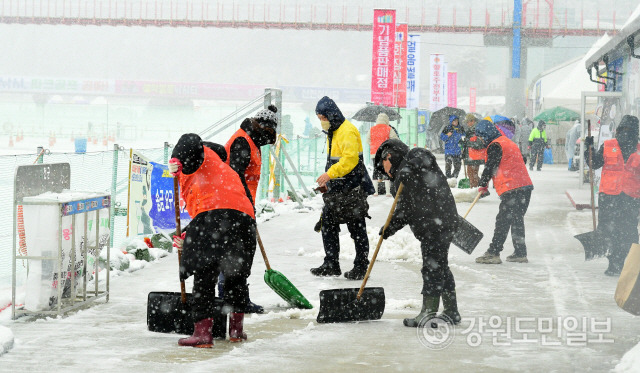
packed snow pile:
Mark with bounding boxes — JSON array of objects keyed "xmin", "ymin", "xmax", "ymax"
[
  {"xmin": 0, "ymin": 325, "xmax": 14, "ymax": 356},
  {"xmin": 616, "ymin": 341, "xmax": 640, "ymax": 372}
]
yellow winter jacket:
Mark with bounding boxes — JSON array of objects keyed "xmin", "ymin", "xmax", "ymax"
[{"xmin": 326, "ymin": 119, "xmax": 364, "ymax": 179}]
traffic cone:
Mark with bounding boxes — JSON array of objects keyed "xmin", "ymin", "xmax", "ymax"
[
  {"xmin": 102, "ymin": 136, "xmax": 108, "ymax": 146},
  {"xmin": 8, "ymin": 135, "xmax": 13, "ymax": 147}
]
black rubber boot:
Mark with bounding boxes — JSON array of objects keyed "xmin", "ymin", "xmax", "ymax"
[
  {"xmin": 403, "ymin": 295, "xmax": 439, "ymax": 327},
  {"xmin": 310, "ymin": 262, "xmax": 341, "ymax": 277},
  {"xmin": 344, "ymin": 266, "xmax": 367, "ymax": 280},
  {"xmin": 438, "ymin": 290, "xmax": 461, "ymax": 325}
]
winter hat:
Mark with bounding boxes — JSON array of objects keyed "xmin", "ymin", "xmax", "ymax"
[
  {"xmin": 374, "ymin": 139, "xmax": 409, "ymax": 180},
  {"xmin": 537, "ymin": 120, "xmax": 546, "ymax": 129},
  {"xmin": 475, "ymin": 120, "xmax": 502, "ymax": 144},
  {"xmin": 254, "ymin": 105, "xmax": 279, "ymax": 130},
  {"xmin": 464, "ymin": 113, "xmax": 477, "ymax": 124},
  {"xmin": 376, "ymin": 113, "xmax": 390, "ymax": 125},
  {"xmin": 449, "ymin": 115, "xmax": 459, "ymax": 125}
]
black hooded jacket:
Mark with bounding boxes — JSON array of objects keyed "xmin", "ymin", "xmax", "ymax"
[
  {"xmin": 587, "ymin": 115, "xmax": 640, "ymax": 169},
  {"xmin": 171, "ymin": 133, "xmax": 227, "ymax": 174},
  {"xmin": 383, "ymin": 147, "xmax": 459, "ymax": 242}
]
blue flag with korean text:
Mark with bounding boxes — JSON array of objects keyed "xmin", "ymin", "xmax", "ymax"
[{"xmin": 148, "ymin": 161, "xmax": 191, "ymax": 231}]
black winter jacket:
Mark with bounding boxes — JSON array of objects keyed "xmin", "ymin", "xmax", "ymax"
[{"xmin": 385, "ymin": 148, "xmax": 459, "ymax": 242}]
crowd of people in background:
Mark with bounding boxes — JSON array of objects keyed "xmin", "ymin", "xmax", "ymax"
[{"xmin": 166, "ymin": 95, "xmax": 640, "ymax": 347}]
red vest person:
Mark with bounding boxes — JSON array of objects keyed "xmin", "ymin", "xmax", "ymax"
[
  {"xmin": 584, "ymin": 115, "xmax": 640, "ymax": 275},
  {"xmin": 474, "ymin": 120, "xmax": 534, "ymax": 264},
  {"xmin": 169, "ymin": 133, "xmax": 256, "ymax": 347},
  {"xmin": 219, "ymin": 105, "xmax": 279, "ymax": 314},
  {"xmin": 366, "ymin": 112, "xmax": 398, "ymax": 196}
]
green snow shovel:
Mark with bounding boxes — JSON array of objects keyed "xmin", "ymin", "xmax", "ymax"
[
  {"xmin": 457, "ymin": 159, "xmax": 470, "ymax": 189},
  {"xmin": 257, "ymin": 230, "xmax": 313, "ymax": 309}
]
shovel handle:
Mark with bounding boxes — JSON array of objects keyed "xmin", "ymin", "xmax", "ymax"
[
  {"xmin": 173, "ymin": 177, "xmax": 187, "ymax": 304},
  {"xmin": 463, "ymin": 192, "xmax": 482, "ymax": 219},
  {"xmin": 357, "ymin": 183, "xmax": 404, "ymax": 300},
  {"xmin": 587, "ymin": 120, "xmax": 597, "ymax": 231},
  {"xmin": 256, "ymin": 230, "xmax": 272, "ymax": 271}
]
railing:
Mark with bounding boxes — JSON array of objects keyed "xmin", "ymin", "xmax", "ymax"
[{"xmin": 0, "ymin": 0, "xmax": 620, "ymax": 37}]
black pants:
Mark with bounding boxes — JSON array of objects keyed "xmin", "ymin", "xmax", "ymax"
[
  {"xmin": 529, "ymin": 143, "xmax": 545, "ymax": 170},
  {"xmin": 444, "ymin": 155, "xmax": 462, "ymax": 178},
  {"xmin": 420, "ymin": 231, "xmax": 456, "ymax": 297},
  {"xmin": 183, "ymin": 210, "xmax": 256, "ymax": 320},
  {"xmin": 321, "ymin": 206, "xmax": 370, "ymax": 270},
  {"xmin": 598, "ymin": 193, "xmax": 640, "ymax": 270},
  {"xmin": 488, "ymin": 188, "xmax": 532, "ymax": 256}
]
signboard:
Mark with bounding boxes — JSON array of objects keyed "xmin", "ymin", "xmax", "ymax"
[
  {"xmin": 406, "ymin": 34, "xmax": 421, "ymax": 109},
  {"xmin": 148, "ymin": 161, "xmax": 191, "ymax": 232},
  {"xmin": 470, "ymin": 87, "xmax": 477, "ymax": 113},
  {"xmin": 429, "ymin": 54, "xmax": 445, "ymax": 111},
  {"xmin": 371, "ymin": 9, "xmax": 396, "ymax": 106},
  {"xmin": 448, "ymin": 72, "xmax": 457, "ymax": 108},
  {"xmin": 393, "ymin": 23, "xmax": 408, "ymax": 108},
  {"xmin": 126, "ymin": 150, "xmax": 154, "ymax": 236}
]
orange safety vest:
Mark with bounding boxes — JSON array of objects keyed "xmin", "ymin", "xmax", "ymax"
[
  {"xmin": 468, "ymin": 136, "xmax": 486, "ymax": 161},
  {"xmin": 488, "ymin": 136, "xmax": 533, "ymax": 196},
  {"xmin": 370, "ymin": 124, "xmax": 391, "ymax": 155},
  {"xmin": 178, "ymin": 146, "xmax": 255, "ymax": 220},
  {"xmin": 225, "ymin": 129, "xmax": 262, "ymax": 203},
  {"xmin": 600, "ymin": 139, "xmax": 640, "ymax": 198}
]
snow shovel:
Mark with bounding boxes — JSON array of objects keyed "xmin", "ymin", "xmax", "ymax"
[
  {"xmin": 316, "ymin": 183, "xmax": 404, "ymax": 323},
  {"xmin": 257, "ymin": 230, "xmax": 313, "ymax": 309},
  {"xmin": 457, "ymin": 159, "xmax": 471, "ymax": 189},
  {"xmin": 147, "ymin": 177, "xmax": 226, "ymax": 337},
  {"xmin": 451, "ymin": 192, "xmax": 484, "ymax": 254},
  {"xmin": 574, "ymin": 120, "xmax": 605, "ymax": 261}
]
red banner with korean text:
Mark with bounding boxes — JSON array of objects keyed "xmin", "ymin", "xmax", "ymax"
[
  {"xmin": 393, "ymin": 23, "xmax": 408, "ymax": 108},
  {"xmin": 371, "ymin": 9, "xmax": 396, "ymax": 106},
  {"xmin": 470, "ymin": 87, "xmax": 477, "ymax": 113},
  {"xmin": 447, "ymin": 72, "xmax": 457, "ymax": 108}
]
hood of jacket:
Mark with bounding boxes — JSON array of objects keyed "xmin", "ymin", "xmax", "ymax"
[
  {"xmin": 475, "ymin": 120, "xmax": 502, "ymax": 144},
  {"xmin": 374, "ymin": 139, "xmax": 409, "ymax": 181},
  {"xmin": 315, "ymin": 96, "xmax": 345, "ymax": 133}
]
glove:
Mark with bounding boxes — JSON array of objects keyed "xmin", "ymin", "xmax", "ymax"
[
  {"xmin": 584, "ymin": 136, "xmax": 594, "ymax": 148},
  {"xmin": 172, "ymin": 232, "xmax": 186, "ymax": 249},
  {"xmin": 379, "ymin": 226, "xmax": 391, "ymax": 239},
  {"xmin": 168, "ymin": 157, "xmax": 183, "ymax": 176},
  {"xmin": 527, "ymin": 145, "xmax": 531, "ymax": 150},
  {"xmin": 478, "ymin": 186, "xmax": 490, "ymax": 198}
]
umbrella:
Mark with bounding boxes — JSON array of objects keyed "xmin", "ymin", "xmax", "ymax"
[
  {"xmin": 534, "ymin": 106, "xmax": 580, "ymax": 124},
  {"xmin": 491, "ymin": 115, "xmax": 516, "ymax": 139},
  {"xmin": 426, "ymin": 106, "xmax": 466, "ymax": 136},
  {"xmin": 351, "ymin": 103, "xmax": 401, "ymax": 122}
]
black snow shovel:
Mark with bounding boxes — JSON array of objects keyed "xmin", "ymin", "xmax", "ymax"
[
  {"xmin": 451, "ymin": 192, "xmax": 484, "ymax": 254},
  {"xmin": 316, "ymin": 183, "xmax": 404, "ymax": 323},
  {"xmin": 147, "ymin": 177, "xmax": 226, "ymax": 337},
  {"xmin": 574, "ymin": 120, "xmax": 605, "ymax": 260}
]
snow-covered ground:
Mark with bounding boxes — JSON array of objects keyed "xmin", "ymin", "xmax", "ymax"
[{"xmin": 1, "ymin": 160, "xmax": 640, "ymax": 372}]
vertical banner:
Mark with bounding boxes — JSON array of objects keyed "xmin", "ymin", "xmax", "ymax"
[
  {"xmin": 393, "ymin": 23, "xmax": 408, "ymax": 108},
  {"xmin": 429, "ymin": 54, "xmax": 444, "ymax": 111},
  {"xmin": 448, "ymin": 72, "xmax": 458, "ymax": 108},
  {"xmin": 371, "ymin": 9, "xmax": 396, "ymax": 106},
  {"xmin": 470, "ymin": 87, "xmax": 477, "ymax": 113},
  {"xmin": 442, "ymin": 62, "xmax": 448, "ymax": 110},
  {"xmin": 406, "ymin": 34, "xmax": 421, "ymax": 109},
  {"xmin": 148, "ymin": 162, "xmax": 191, "ymax": 232},
  {"xmin": 127, "ymin": 150, "xmax": 154, "ymax": 236}
]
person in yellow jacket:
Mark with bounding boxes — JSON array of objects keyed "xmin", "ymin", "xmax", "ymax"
[
  {"xmin": 312, "ymin": 96, "xmax": 376, "ymax": 280},
  {"xmin": 528, "ymin": 121, "xmax": 549, "ymax": 171}
]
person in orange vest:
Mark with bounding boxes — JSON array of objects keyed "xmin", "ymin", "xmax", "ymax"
[
  {"xmin": 473, "ymin": 120, "xmax": 534, "ymax": 264},
  {"xmin": 219, "ymin": 105, "xmax": 279, "ymax": 313},
  {"xmin": 584, "ymin": 115, "xmax": 640, "ymax": 276},
  {"xmin": 461, "ymin": 113, "xmax": 485, "ymax": 188},
  {"xmin": 169, "ymin": 133, "xmax": 257, "ymax": 347},
  {"xmin": 366, "ymin": 112, "xmax": 399, "ymax": 196}
]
